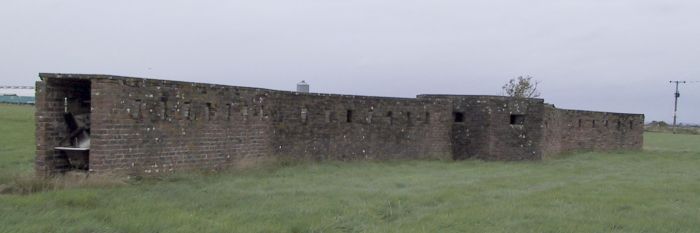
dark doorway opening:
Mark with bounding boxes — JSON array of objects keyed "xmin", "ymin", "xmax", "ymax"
[{"xmin": 51, "ymin": 79, "xmax": 91, "ymax": 172}]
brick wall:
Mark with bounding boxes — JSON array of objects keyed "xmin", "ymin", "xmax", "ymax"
[
  {"xmin": 419, "ymin": 95, "xmax": 546, "ymax": 160},
  {"xmin": 89, "ymin": 78, "xmax": 275, "ymax": 174},
  {"xmin": 270, "ymin": 93, "xmax": 452, "ymax": 161},
  {"xmin": 35, "ymin": 73, "xmax": 645, "ymax": 175},
  {"xmin": 543, "ymin": 105, "xmax": 644, "ymax": 157},
  {"xmin": 35, "ymin": 78, "xmax": 91, "ymax": 176}
]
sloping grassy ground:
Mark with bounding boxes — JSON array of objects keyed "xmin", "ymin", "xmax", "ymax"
[{"xmin": 1, "ymin": 104, "xmax": 700, "ymax": 232}]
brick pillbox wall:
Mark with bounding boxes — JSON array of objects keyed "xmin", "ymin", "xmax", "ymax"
[
  {"xmin": 542, "ymin": 106, "xmax": 645, "ymax": 157},
  {"xmin": 35, "ymin": 73, "xmax": 644, "ymax": 176},
  {"xmin": 418, "ymin": 95, "xmax": 549, "ymax": 160}
]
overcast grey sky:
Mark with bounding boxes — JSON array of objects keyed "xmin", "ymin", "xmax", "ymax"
[{"xmin": 1, "ymin": 0, "xmax": 699, "ymax": 123}]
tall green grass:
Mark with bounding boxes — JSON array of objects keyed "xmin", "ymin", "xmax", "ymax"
[
  {"xmin": 1, "ymin": 104, "xmax": 700, "ymax": 232},
  {"xmin": 644, "ymin": 131, "xmax": 700, "ymax": 152},
  {"xmin": 0, "ymin": 104, "xmax": 35, "ymax": 184}
]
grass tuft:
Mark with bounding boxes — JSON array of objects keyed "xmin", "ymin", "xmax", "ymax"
[{"xmin": 1, "ymin": 172, "xmax": 126, "ymax": 195}]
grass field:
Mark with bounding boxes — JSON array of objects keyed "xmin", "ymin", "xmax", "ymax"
[
  {"xmin": 1, "ymin": 104, "xmax": 700, "ymax": 233},
  {"xmin": 0, "ymin": 104, "xmax": 35, "ymax": 184}
]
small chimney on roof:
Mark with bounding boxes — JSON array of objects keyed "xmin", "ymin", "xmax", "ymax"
[{"xmin": 297, "ymin": 80, "xmax": 309, "ymax": 93}]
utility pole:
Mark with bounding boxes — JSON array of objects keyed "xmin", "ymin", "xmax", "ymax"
[{"xmin": 670, "ymin": 81, "xmax": 687, "ymax": 134}]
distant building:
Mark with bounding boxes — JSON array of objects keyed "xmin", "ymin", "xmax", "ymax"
[
  {"xmin": 297, "ymin": 80, "xmax": 309, "ymax": 93},
  {"xmin": 0, "ymin": 96, "xmax": 35, "ymax": 105}
]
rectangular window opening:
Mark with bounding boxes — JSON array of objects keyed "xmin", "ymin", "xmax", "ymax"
[
  {"xmin": 183, "ymin": 101, "xmax": 192, "ymax": 120},
  {"xmin": 132, "ymin": 99, "xmax": 142, "ymax": 119},
  {"xmin": 160, "ymin": 98, "xmax": 168, "ymax": 120},
  {"xmin": 387, "ymin": 111, "xmax": 393, "ymax": 125},
  {"xmin": 578, "ymin": 119, "xmax": 582, "ymax": 128},
  {"xmin": 205, "ymin": 102, "xmax": 215, "ymax": 121},
  {"xmin": 453, "ymin": 112, "xmax": 465, "ymax": 123},
  {"xmin": 325, "ymin": 110, "xmax": 333, "ymax": 123},
  {"xmin": 346, "ymin": 110, "xmax": 353, "ymax": 123},
  {"xmin": 226, "ymin": 103, "xmax": 232, "ymax": 121},
  {"xmin": 241, "ymin": 105, "xmax": 249, "ymax": 121},
  {"xmin": 260, "ymin": 105, "xmax": 266, "ymax": 119},
  {"xmin": 510, "ymin": 114, "xmax": 525, "ymax": 125},
  {"xmin": 367, "ymin": 109, "xmax": 374, "ymax": 123},
  {"xmin": 424, "ymin": 112, "xmax": 430, "ymax": 124},
  {"xmin": 592, "ymin": 120, "xmax": 596, "ymax": 128}
]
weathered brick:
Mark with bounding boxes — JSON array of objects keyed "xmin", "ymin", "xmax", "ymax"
[{"xmin": 35, "ymin": 73, "xmax": 643, "ymax": 175}]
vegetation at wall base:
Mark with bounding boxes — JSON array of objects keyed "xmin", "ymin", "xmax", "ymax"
[{"xmin": 1, "ymin": 104, "xmax": 700, "ymax": 232}]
